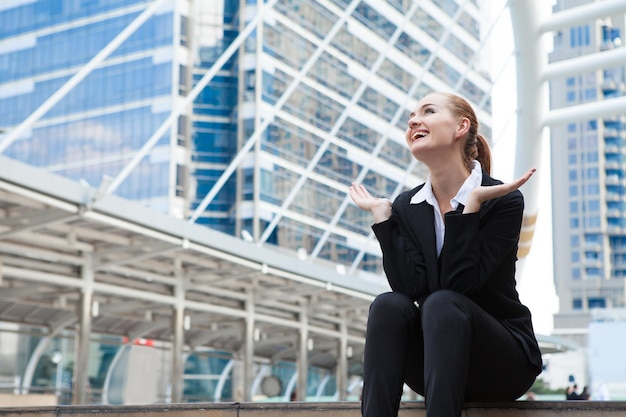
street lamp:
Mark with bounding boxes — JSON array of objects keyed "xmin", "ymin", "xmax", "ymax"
[{"xmin": 51, "ymin": 350, "xmax": 63, "ymax": 401}]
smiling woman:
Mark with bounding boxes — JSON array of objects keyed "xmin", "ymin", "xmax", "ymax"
[
  {"xmin": 349, "ymin": 91, "xmax": 542, "ymax": 417},
  {"xmin": 405, "ymin": 93, "xmax": 493, "ymax": 181}
]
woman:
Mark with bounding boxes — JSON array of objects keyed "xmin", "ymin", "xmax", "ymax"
[{"xmin": 349, "ymin": 92, "xmax": 542, "ymax": 417}]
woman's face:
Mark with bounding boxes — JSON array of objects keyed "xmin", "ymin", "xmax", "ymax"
[{"xmin": 405, "ymin": 93, "xmax": 465, "ymax": 162}]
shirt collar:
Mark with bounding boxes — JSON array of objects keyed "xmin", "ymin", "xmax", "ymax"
[{"xmin": 410, "ymin": 160, "xmax": 483, "ymax": 208}]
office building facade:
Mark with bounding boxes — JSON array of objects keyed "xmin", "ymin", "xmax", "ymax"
[
  {"xmin": 0, "ymin": 0, "xmax": 492, "ymax": 274},
  {"xmin": 549, "ymin": 1, "xmax": 626, "ymax": 346},
  {"xmin": 0, "ymin": 0, "xmax": 493, "ymax": 403}
]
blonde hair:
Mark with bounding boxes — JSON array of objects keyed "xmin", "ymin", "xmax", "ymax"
[{"xmin": 439, "ymin": 92, "xmax": 492, "ymax": 175}]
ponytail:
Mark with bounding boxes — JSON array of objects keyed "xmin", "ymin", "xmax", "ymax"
[{"xmin": 475, "ymin": 134, "xmax": 492, "ymax": 175}]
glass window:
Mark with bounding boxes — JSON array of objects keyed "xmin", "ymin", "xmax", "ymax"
[
  {"xmin": 584, "ymin": 88, "xmax": 596, "ymax": 100},
  {"xmin": 586, "ymin": 135, "xmax": 597, "ymax": 147},
  {"xmin": 568, "ymin": 138, "xmax": 576, "ymax": 150},
  {"xmin": 586, "ymin": 152, "xmax": 598, "ymax": 163},
  {"xmin": 587, "ymin": 216, "xmax": 600, "ymax": 227},
  {"xmin": 554, "ymin": 31, "xmax": 563, "ymax": 50},
  {"xmin": 586, "ymin": 184, "xmax": 599, "ymax": 195},
  {"xmin": 569, "ymin": 170, "xmax": 577, "ymax": 180},
  {"xmin": 353, "ymin": 2, "xmax": 396, "ymax": 38},
  {"xmin": 588, "ymin": 297, "xmax": 606, "ymax": 308},
  {"xmin": 586, "ymin": 268, "xmax": 601, "ymax": 279},
  {"xmin": 585, "ymin": 234, "xmax": 601, "ymax": 244},
  {"xmin": 587, "ymin": 200, "xmax": 600, "ymax": 212},
  {"xmin": 586, "ymin": 168, "xmax": 598, "ymax": 179},
  {"xmin": 572, "ymin": 298, "xmax": 583, "ymax": 309},
  {"xmin": 569, "ymin": 185, "xmax": 578, "ymax": 196}
]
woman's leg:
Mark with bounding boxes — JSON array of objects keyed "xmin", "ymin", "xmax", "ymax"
[
  {"xmin": 361, "ymin": 292, "xmax": 424, "ymax": 417},
  {"xmin": 421, "ymin": 290, "xmax": 538, "ymax": 417}
]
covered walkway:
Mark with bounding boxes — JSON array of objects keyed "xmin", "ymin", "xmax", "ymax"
[{"xmin": 0, "ymin": 155, "xmax": 385, "ymax": 403}]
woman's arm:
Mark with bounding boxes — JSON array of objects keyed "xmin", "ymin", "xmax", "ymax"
[
  {"xmin": 439, "ymin": 191, "xmax": 523, "ymax": 293},
  {"xmin": 463, "ymin": 168, "xmax": 535, "ymax": 213},
  {"xmin": 349, "ymin": 183, "xmax": 429, "ymax": 300},
  {"xmin": 439, "ymin": 169, "xmax": 535, "ymax": 294},
  {"xmin": 372, "ymin": 213, "xmax": 429, "ymax": 300}
]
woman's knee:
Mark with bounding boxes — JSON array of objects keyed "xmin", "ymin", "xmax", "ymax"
[
  {"xmin": 369, "ymin": 292, "xmax": 418, "ymax": 322},
  {"xmin": 421, "ymin": 290, "xmax": 470, "ymax": 324}
]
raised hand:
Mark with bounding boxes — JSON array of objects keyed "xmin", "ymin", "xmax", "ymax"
[
  {"xmin": 463, "ymin": 168, "xmax": 536, "ymax": 214},
  {"xmin": 349, "ymin": 182, "xmax": 392, "ymax": 223}
]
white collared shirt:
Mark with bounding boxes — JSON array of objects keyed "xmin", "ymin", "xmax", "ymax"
[{"xmin": 409, "ymin": 161, "xmax": 483, "ymax": 256}]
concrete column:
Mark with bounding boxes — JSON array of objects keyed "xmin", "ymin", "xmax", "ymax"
[
  {"xmin": 337, "ymin": 317, "xmax": 348, "ymax": 401},
  {"xmin": 297, "ymin": 301, "xmax": 309, "ymax": 401},
  {"xmin": 509, "ymin": 0, "xmax": 549, "ymax": 261},
  {"xmin": 170, "ymin": 262, "xmax": 185, "ymax": 403},
  {"xmin": 243, "ymin": 292, "xmax": 255, "ymax": 401},
  {"xmin": 73, "ymin": 255, "xmax": 94, "ymax": 404}
]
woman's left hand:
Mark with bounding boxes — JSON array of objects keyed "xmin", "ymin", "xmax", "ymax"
[{"xmin": 463, "ymin": 168, "xmax": 536, "ymax": 214}]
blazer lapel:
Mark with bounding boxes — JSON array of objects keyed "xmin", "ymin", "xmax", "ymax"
[{"xmin": 405, "ymin": 201, "xmax": 441, "ymax": 292}]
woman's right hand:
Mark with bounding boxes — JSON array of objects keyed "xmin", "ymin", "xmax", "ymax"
[{"xmin": 349, "ymin": 182, "xmax": 392, "ymax": 223}]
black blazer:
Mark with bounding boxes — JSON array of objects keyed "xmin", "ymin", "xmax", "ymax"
[{"xmin": 372, "ymin": 171, "xmax": 542, "ymax": 372}]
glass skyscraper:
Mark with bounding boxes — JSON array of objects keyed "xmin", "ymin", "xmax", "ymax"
[
  {"xmin": 0, "ymin": 0, "xmax": 492, "ymax": 277},
  {"xmin": 549, "ymin": 0, "xmax": 626, "ymax": 347}
]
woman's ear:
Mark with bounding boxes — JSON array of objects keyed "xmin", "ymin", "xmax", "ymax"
[{"xmin": 455, "ymin": 118, "xmax": 470, "ymax": 139}]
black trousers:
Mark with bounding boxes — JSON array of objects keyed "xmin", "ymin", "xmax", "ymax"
[{"xmin": 361, "ymin": 290, "xmax": 537, "ymax": 417}]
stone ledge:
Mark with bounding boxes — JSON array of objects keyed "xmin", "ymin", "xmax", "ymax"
[{"xmin": 1, "ymin": 401, "xmax": 625, "ymax": 417}]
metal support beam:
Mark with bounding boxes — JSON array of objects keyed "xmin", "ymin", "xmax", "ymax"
[
  {"xmin": 108, "ymin": 0, "xmax": 280, "ymax": 196},
  {"xmin": 0, "ymin": 0, "xmax": 169, "ymax": 154},
  {"xmin": 259, "ymin": 0, "xmax": 406, "ymax": 246},
  {"xmin": 102, "ymin": 345, "xmax": 130, "ymax": 404},
  {"xmin": 20, "ymin": 315, "xmax": 76, "ymax": 394},
  {"xmin": 539, "ymin": 0, "xmax": 626, "ymax": 34},
  {"xmin": 243, "ymin": 291, "xmax": 255, "ymax": 402},
  {"xmin": 543, "ymin": 47, "xmax": 626, "ymax": 81},
  {"xmin": 337, "ymin": 316, "xmax": 348, "ymax": 401},
  {"xmin": 214, "ymin": 359, "xmax": 235, "ymax": 402},
  {"xmin": 73, "ymin": 255, "xmax": 95, "ymax": 404},
  {"xmin": 190, "ymin": 0, "xmax": 361, "ymax": 224},
  {"xmin": 543, "ymin": 96, "xmax": 626, "ymax": 127},
  {"xmin": 297, "ymin": 301, "xmax": 309, "ymax": 401},
  {"xmin": 0, "ymin": 213, "xmax": 80, "ymax": 240},
  {"xmin": 170, "ymin": 262, "xmax": 185, "ymax": 403}
]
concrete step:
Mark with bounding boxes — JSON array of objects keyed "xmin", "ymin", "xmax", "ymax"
[{"xmin": 1, "ymin": 401, "xmax": 626, "ymax": 417}]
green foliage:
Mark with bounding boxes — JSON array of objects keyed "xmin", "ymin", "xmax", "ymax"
[{"xmin": 530, "ymin": 378, "xmax": 565, "ymax": 395}]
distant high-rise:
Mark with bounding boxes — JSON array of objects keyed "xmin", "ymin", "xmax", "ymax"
[
  {"xmin": 0, "ymin": 0, "xmax": 493, "ymax": 277},
  {"xmin": 549, "ymin": 0, "xmax": 626, "ymax": 347}
]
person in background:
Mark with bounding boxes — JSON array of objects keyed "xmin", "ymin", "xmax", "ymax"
[
  {"xmin": 566, "ymin": 384, "xmax": 579, "ymax": 400},
  {"xmin": 579, "ymin": 386, "xmax": 591, "ymax": 400},
  {"xmin": 349, "ymin": 92, "xmax": 543, "ymax": 417}
]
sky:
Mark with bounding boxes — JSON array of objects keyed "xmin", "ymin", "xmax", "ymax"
[{"xmin": 486, "ymin": 0, "xmax": 559, "ymax": 335}]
